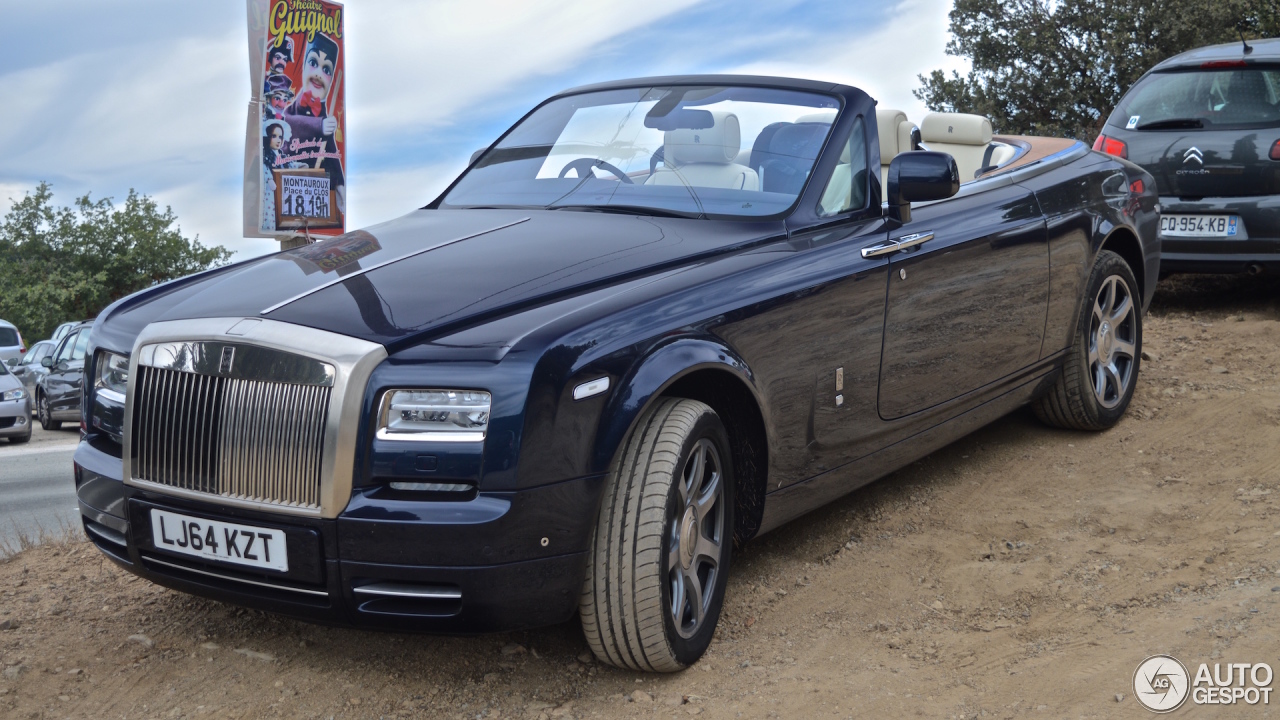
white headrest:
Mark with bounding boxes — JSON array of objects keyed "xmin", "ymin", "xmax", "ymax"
[
  {"xmin": 897, "ymin": 121, "xmax": 915, "ymax": 155},
  {"xmin": 665, "ymin": 111, "xmax": 741, "ymax": 165},
  {"xmin": 794, "ymin": 112, "xmax": 837, "ymax": 124},
  {"xmin": 876, "ymin": 108, "xmax": 908, "ymax": 161},
  {"xmin": 921, "ymin": 113, "xmax": 992, "ymax": 145}
]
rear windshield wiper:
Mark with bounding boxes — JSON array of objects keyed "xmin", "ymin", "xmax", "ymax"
[
  {"xmin": 1136, "ymin": 118, "xmax": 1205, "ymax": 130},
  {"xmin": 550, "ymin": 204, "xmax": 702, "ymax": 219}
]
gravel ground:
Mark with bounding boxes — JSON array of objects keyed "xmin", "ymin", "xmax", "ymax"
[{"xmin": 2, "ymin": 273, "xmax": 1280, "ymax": 719}]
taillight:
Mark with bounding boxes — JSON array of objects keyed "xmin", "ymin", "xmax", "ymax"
[
  {"xmin": 1202, "ymin": 60, "xmax": 1248, "ymax": 69},
  {"xmin": 1270, "ymin": 140, "xmax": 1280, "ymax": 161},
  {"xmin": 1130, "ymin": 179, "xmax": 1145, "ymax": 195},
  {"xmin": 1093, "ymin": 134, "xmax": 1128, "ymax": 159}
]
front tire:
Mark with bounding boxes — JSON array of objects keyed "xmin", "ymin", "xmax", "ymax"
[
  {"xmin": 38, "ymin": 393, "xmax": 61, "ymax": 431},
  {"xmin": 580, "ymin": 398, "xmax": 734, "ymax": 672},
  {"xmin": 1035, "ymin": 249, "xmax": 1141, "ymax": 430}
]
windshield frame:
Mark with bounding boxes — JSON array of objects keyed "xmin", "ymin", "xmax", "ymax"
[{"xmin": 431, "ymin": 81, "xmax": 849, "ymax": 222}]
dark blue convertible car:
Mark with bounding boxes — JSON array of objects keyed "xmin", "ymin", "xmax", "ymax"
[{"xmin": 75, "ymin": 75, "xmax": 1159, "ymax": 671}]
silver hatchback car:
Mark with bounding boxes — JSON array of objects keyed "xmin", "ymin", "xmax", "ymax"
[
  {"xmin": 0, "ymin": 319, "xmax": 25, "ymax": 364},
  {"xmin": 0, "ymin": 360, "xmax": 32, "ymax": 443}
]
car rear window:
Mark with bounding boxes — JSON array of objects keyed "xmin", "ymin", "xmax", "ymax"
[
  {"xmin": 1112, "ymin": 67, "xmax": 1280, "ymax": 130},
  {"xmin": 0, "ymin": 327, "xmax": 18, "ymax": 346}
]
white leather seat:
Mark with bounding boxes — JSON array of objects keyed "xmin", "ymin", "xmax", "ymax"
[
  {"xmin": 920, "ymin": 113, "xmax": 1015, "ymax": 182},
  {"xmin": 647, "ymin": 111, "xmax": 759, "ymax": 191}
]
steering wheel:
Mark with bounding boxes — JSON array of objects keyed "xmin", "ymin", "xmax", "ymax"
[{"xmin": 558, "ymin": 157, "xmax": 634, "ymax": 184}]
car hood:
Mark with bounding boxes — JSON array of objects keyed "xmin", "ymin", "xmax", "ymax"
[
  {"xmin": 0, "ymin": 370, "xmax": 21, "ymax": 393},
  {"xmin": 98, "ymin": 208, "xmax": 784, "ymax": 349}
]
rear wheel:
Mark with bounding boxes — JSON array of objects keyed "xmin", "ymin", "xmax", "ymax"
[
  {"xmin": 1035, "ymin": 250, "xmax": 1141, "ymax": 430},
  {"xmin": 38, "ymin": 393, "xmax": 61, "ymax": 431},
  {"xmin": 580, "ymin": 398, "xmax": 733, "ymax": 672}
]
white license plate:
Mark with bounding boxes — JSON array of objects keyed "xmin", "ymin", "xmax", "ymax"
[
  {"xmin": 1160, "ymin": 215, "xmax": 1239, "ymax": 238},
  {"xmin": 150, "ymin": 509, "xmax": 288, "ymax": 572}
]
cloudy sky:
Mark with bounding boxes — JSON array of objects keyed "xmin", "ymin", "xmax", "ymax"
[{"xmin": 0, "ymin": 0, "xmax": 965, "ymax": 261}]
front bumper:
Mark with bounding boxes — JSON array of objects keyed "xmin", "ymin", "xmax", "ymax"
[
  {"xmin": 1159, "ymin": 195, "xmax": 1280, "ymax": 274},
  {"xmin": 74, "ymin": 439, "xmax": 601, "ymax": 633},
  {"xmin": 0, "ymin": 397, "xmax": 32, "ymax": 437}
]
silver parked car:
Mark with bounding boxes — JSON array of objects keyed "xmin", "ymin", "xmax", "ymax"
[
  {"xmin": 0, "ymin": 360, "xmax": 32, "ymax": 443},
  {"xmin": 0, "ymin": 319, "xmax": 25, "ymax": 364},
  {"xmin": 49, "ymin": 321, "xmax": 81, "ymax": 345},
  {"xmin": 6, "ymin": 339, "xmax": 56, "ymax": 394}
]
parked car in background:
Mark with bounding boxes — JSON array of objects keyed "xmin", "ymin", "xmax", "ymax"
[
  {"xmin": 0, "ymin": 360, "xmax": 32, "ymax": 443},
  {"xmin": 72, "ymin": 75, "xmax": 1158, "ymax": 671},
  {"xmin": 7, "ymin": 339, "xmax": 57, "ymax": 395},
  {"xmin": 35, "ymin": 321, "xmax": 91, "ymax": 431},
  {"xmin": 50, "ymin": 321, "xmax": 82, "ymax": 344},
  {"xmin": 0, "ymin": 319, "xmax": 25, "ymax": 363},
  {"xmin": 1094, "ymin": 37, "xmax": 1280, "ymax": 275}
]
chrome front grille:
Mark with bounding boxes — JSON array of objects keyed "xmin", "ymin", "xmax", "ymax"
[{"xmin": 130, "ymin": 342, "xmax": 333, "ymax": 511}]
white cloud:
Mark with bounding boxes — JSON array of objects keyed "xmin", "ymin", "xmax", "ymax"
[
  {"xmin": 723, "ymin": 0, "xmax": 967, "ymax": 122},
  {"xmin": 346, "ymin": 0, "xmax": 707, "ymax": 146},
  {"xmin": 346, "ymin": 160, "xmax": 462, "ymax": 232},
  {"xmin": 0, "ymin": 31, "xmax": 245, "ymax": 185}
]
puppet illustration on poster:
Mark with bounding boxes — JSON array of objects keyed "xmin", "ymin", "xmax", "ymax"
[{"xmin": 244, "ymin": 0, "xmax": 345, "ymax": 238}]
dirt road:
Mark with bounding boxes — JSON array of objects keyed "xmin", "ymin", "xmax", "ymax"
[{"xmin": 2, "ymin": 273, "xmax": 1279, "ymax": 719}]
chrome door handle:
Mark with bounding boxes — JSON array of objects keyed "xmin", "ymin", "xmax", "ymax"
[
  {"xmin": 861, "ymin": 239, "xmax": 900, "ymax": 258},
  {"xmin": 861, "ymin": 231, "xmax": 934, "ymax": 258},
  {"xmin": 892, "ymin": 231, "xmax": 934, "ymax": 251}
]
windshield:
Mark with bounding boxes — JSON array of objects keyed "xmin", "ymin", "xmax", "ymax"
[
  {"xmin": 1113, "ymin": 68, "xmax": 1280, "ymax": 130},
  {"xmin": 0, "ymin": 327, "xmax": 18, "ymax": 347},
  {"xmin": 442, "ymin": 85, "xmax": 842, "ymax": 218}
]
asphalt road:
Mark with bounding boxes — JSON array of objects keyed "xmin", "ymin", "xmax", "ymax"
[{"xmin": 0, "ymin": 427, "xmax": 81, "ymax": 549}]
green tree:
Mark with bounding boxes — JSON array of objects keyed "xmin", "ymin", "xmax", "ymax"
[
  {"xmin": 915, "ymin": 0, "xmax": 1280, "ymax": 140},
  {"xmin": 0, "ymin": 183, "xmax": 231, "ymax": 342}
]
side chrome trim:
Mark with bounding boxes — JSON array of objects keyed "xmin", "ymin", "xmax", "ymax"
[
  {"xmin": 353, "ymin": 583, "xmax": 462, "ymax": 600},
  {"xmin": 123, "ymin": 317, "xmax": 387, "ymax": 519},
  {"xmin": 259, "ymin": 217, "xmax": 530, "ymax": 315},
  {"xmin": 144, "ymin": 555, "xmax": 330, "ymax": 598}
]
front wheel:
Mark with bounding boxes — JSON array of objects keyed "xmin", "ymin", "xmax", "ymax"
[
  {"xmin": 580, "ymin": 398, "xmax": 734, "ymax": 672},
  {"xmin": 1034, "ymin": 249, "xmax": 1141, "ymax": 430},
  {"xmin": 38, "ymin": 393, "xmax": 61, "ymax": 431}
]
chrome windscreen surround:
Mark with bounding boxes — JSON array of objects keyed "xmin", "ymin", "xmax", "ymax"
[{"xmin": 122, "ymin": 318, "xmax": 387, "ymax": 519}]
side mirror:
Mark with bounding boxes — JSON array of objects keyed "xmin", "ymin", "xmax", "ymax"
[
  {"xmin": 41, "ymin": 356, "xmax": 53, "ymax": 368},
  {"xmin": 4, "ymin": 357, "xmax": 16, "ymax": 367},
  {"xmin": 469, "ymin": 148, "xmax": 486, "ymax": 165},
  {"xmin": 886, "ymin": 151, "xmax": 959, "ymax": 224}
]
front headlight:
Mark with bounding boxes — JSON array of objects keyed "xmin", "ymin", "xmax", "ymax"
[
  {"xmin": 96, "ymin": 351, "xmax": 129, "ymax": 401},
  {"xmin": 377, "ymin": 389, "xmax": 491, "ymax": 442},
  {"xmin": 1, "ymin": 388, "xmax": 26, "ymax": 402}
]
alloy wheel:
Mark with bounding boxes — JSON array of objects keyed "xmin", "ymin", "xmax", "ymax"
[
  {"xmin": 1088, "ymin": 275, "xmax": 1137, "ymax": 409},
  {"xmin": 668, "ymin": 438, "xmax": 726, "ymax": 639}
]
